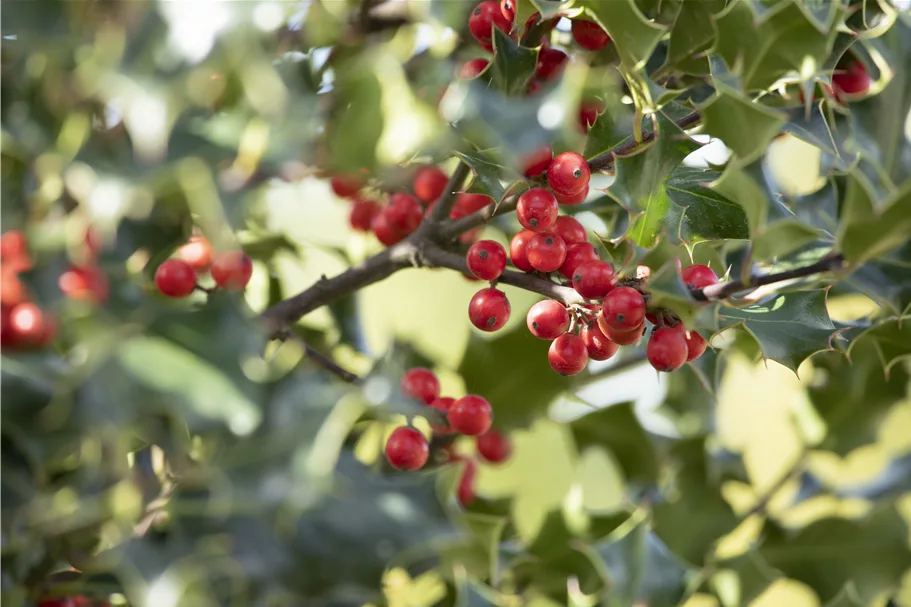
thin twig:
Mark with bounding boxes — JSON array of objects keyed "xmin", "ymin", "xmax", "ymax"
[
  {"xmin": 587, "ymin": 110, "xmax": 702, "ymax": 172},
  {"xmin": 693, "ymin": 254, "xmax": 847, "ymax": 301},
  {"xmin": 283, "ymin": 332, "xmax": 364, "ymax": 384},
  {"xmin": 423, "ymin": 161, "xmax": 473, "ymax": 226},
  {"xmin": 439, "ymin": 196, "xmax": 519, "ymax": 242}
]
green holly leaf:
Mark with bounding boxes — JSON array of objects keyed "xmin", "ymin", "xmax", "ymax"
[
  {"xmin": 569, "ymin": 402, "xmax": 659, "ymax": 487},
  {"xmin": 486, "ymin": 27, "xmax": 539, "ymax": 97},
  {"xmin": 843, "ymin": 241, "xmax": 911, "ymax": 316},
  {"xmin": 645, "ymin": 258, "xmax": 716, "ymax": 331},
  {"xmin": 713, "ymin": 550, "xmax": 782, "ymax": 607},
  {"xmin": 838, "ymin": 176, "xmax": 911, "ymax": 264},
  {"xmin": 664, "ymin": 166, "xmax": 750, "ymax": 244},
  {"xmin": 607, "ymin": 111, "xmax": 700, "ymax": 247},
  {"xmin": 822, "ymin": 583, "xmax": 866, "ymax": 607},
  {"xmin": 455, "ymin": 147, "xmax": 517, "ymax": 203},
  {"xmin": 528, "ymin": 0, "xmax": 573, "ymax": 20},
  {"xmin": 846, "ymin": 315, "xmax": 911, "ymax": 376},
  {"xmin": 577, "ymin": 0, "xmax": 667, "ymax": 70},
  {"xmin": 583, "ymin": 104, "xmax": 636, "ymax": 160},
  {"xmin": 717, "ymin": 290, "xmax": 837, "ymax": 371},
  {"xmin": 758, "ymin": 504, "xmax": 911, "ymax": 604},
  {"xmin": 664, "ymin": 0, "xmax": 727, "ymax": 67},
  {"xmin": 697, "ymin": 85, "xmax": 788, "ymax": 167},
  {"xmin": 782, "ymin": 105, "xmax": 856, "ymax": 171},
  {"xmin": 327, "ymin": 56, "xmax": 384, "ymax": 172}
]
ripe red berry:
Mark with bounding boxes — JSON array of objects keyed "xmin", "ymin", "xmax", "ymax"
[
  {"xmin": 516, "ymin": 188, "xmax": 559, "ymax": 232},
  {"xmin": 573, "ymin": 260, "xmax": 616, "ymax": 299},
  {"xmin": 552, "ymin": 216, "xmax": 587, "ymax": 244},
  {"xmin": 681, "ymin": 328, "xmax": 708, "ymax": 361},
  {"xmin": 535, "ymin": 47, "xmax": 569, "ymax": 81},
  {"xmin": 330, "ymin": 173, "xmax": 364, "ymax": 198},
  {"xmin": 468, "ymin": 287, "xmax": 511, "ymax": 331},
  {"xmin": 451, "ymin": 193, "xmax": 492, "ymax": 219},
  {"xmin": 555, "ymin": 185, "xmax": 589, "ymax": 206},
  {"xmin": 385, "ymin": 426, "xmax": 430, "ymax": 470},
  {"xmin": 499, "ymin": 0, "xmax": 516, "ymax": 23},
  {"xmin": 578, "ymin": 99, "xmax": 605, "ymax": 133},
  {"xmin": 601, "ymin": 286, "xmax": 646, "ymax": 332},
  {"xmin": 547, "ymin": 152, "xmax": 591, "ymax": 197},
  {"xmin": 581, "ymin": 321, "xmax": 619, "ymax": 361},
  {"xmin": 401, "ymin": 367, "xmax": 441, "ymax": 404},
  {"xmin": 459, "ymin": 58, "xmax": 490, "ymax": 79},
  {"xmin": 1, "ymin": 266, "xmax": 26, "ymax": 307},
  {"xmin": 526, "ymin": 299, "xmax": 570, "ymax": 339},
  {"xmin": 177, "ymin": 236, "xmax": 213, "ymax": 271},
  {"xmin": 1, "ymin": 230, "xmax": 28, "ymax": 261},
  {"xmin": 449, "ymin": 394, "xmax": 493, "ymax": 436},
  {"xmin": 559, "ymin": 241, "xmax": 598, "ymax": 279},
  {"xmin": 832, "ymin": 58, "xmax": 871, "ymax": 100},
  {"xmin": 413, "ymin": 166, "xmax": 449, "ymax": 204},
  {"xmin": 466, "ymin": 240, "xmax": 508, "ymax": 280},
  {"xmin": 468, "ymin": 1, "xmax": 513, "ymax": 51},
  {"xmin": 599, "ymin": 315, "xmax": 646, "ymax": 345},
  {"xmin": 509, "ymin": 229, "xmax": 537, "ymax": 272},
  {"xmin": 647, "ymin": 327, "xmax": 689, "ymax": 372},
  {"xmin": 155, "ymin": 259, "xmax": 197, "ymax": 297},
  {"xmin": 211, "ymin": 251, "xmax": 253, "ymax": 291},
  {"xmin": 477, "ymin": 429, "xmax": 512, "ymax": 463},
  {"xmin": 385, "ymin": 193, "xmax": 424, "ymax": 234},
  {"xmin": 372, "ymin": 212, "xmax": 406, "ymax": 246},
  {"xmin": 429, "ymin": 396, "xmax": 455, "ymax": 434},
  {"xmin": 571, "ymin": 19, "xmax": 611, "ymax": 51},
  {"xmin": 548, "ymin": 333, "xmax": 588, "ymax": 376},
  {"xmin": 8, "ymin": 302, "xmax": 49, "ymax": 346},
  {"xmin": 59, "ymin": 265, "xmax": 109, "ymax": 304},
  {"xmin": 527, "ymin": 232, "xmax": 567, "ymax": 273},
  {"xmin": 457, "ymin": 459, "xmax": 478, "ymax": 506},
  {"xmin": 520, "ymin": 146, "xmax": 553, "ymax": 177},
  {"xmin": 681, "ymin": 264, "xmax": 719, "ymax": 289},
  {"xmin": 349, "ymin": 199, "xmax": 381, "ymax": 232}
]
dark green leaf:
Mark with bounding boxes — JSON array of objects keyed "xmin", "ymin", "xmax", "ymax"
[
  {"xmin": 843, "ymin": 241, "xmax": 911, "ymax": 316},
  {"xmin": 455, "ymin": 147, "xmax": 516, "ymax": 203},
  {"xmin": 664, "ymin": 0, "xmax": 727, "ymax": 67},
  {"xmin": 714, "ymin": 550, "xmax": 782, "ymax": 606},
  {"xmin": 838, "ymin": 178, "xmax": 911, "ymax": 264},
  {"xmin": 569, "ymin": 402, "xmax": 658, "ymax": 487},
  {"xmin": 487, "ymin": 28, "xmax": 538, "ymax": 97},
  {"xmin": 328, "ymin": 57, "xmax": 384, "ymax": 172},
  {"xmin": 822, "ymin": 583, "xmax": 866, "ymax": 607},
  {"xmin": 846, "ymin": 315, "xmax": 911, "ymax": 376},
  {"xmin": 697, "ymin": 85, "xmax": 788, "ymax": 166},
  {"xmin": 577, "ymin": 0, "xmax": 667, "ymax": 69},
  {"xmin": 664, "ymin": 166, "xmax": 750, "ymax": 243}
]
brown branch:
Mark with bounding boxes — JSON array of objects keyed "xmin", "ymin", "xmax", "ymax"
[
  {"xmin": 423, "ymin": 161, "xmax": 473, "ymax": 226},
  {"xmin": 693, "ymin": 253, "xmax": 846, "ymax": 301},
  {"xmin": 587, "ymin": 110, "xmax": 702, "ymax": 172},
  {"xmin": 438, "ymin": 196, "xmax": 519, "ymax": 242},
  {"xmin": 283, "ymin": 332, "xmax": 363, "ymax": 384}
]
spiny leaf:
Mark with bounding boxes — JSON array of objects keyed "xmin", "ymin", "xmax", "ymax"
[
  {"xmin": 845, "ymin": 315, "xmax": 911, "ymax": 376},
  {"xmin": 714, "ymin": 550, "xmax": 782, "ymax": 607},
  {"xmin": 717, "ymin": 289, "xmax": 837, "ymax": 371},
  {"xmin": 697, "ymin": 84, "xmax": 788, "ymax": 167},
  {"xmin": 838, "ymin": 177, "xmax": 911, "ymax": 264},
  {"xmin": 455, "ymin": 147, "xmax": 517, "ymax": 203},
  {"xmin": 577, "ymin": 0, "xmax": 667, "ymax": 70},
  {"xmin": 843, "ymin": 241, "xmax": 911, "ymax": 316},
  {"xmin": 664, "ymin": 0, "xmax": 727, "ymax": 67},
  {"xmin": 646, "ymin": 260, "xmax": 711, "ymax": 331},
  {"xmin": 487, "ymin": 27, "xmax": 538, "ymax": 97},
  {"xmin": 664, "ymin": 166, "xmax": 750, "ymax": 244}
]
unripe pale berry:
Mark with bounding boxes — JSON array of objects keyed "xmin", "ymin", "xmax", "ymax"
[
  {"xmin": 385, "ymin": 193, "xmax": 424, "ymax": 234},
  {"xmin": 548, "ymin": 333, "xmax": 588, "ymax": 376},
  {"xmin": 477, "ymin": 429, "xmax": 512, "ymax": 463},
  {"xmin": 681, "ymin": 264, "xmax": 719, "ymax": 289},
  {"xmin": 177, "ymin": 236, "xmax": 213, "ymax": 271},
  {"xmin": 599, "ymin": 317, "xmax": 646, "ymax": 345},
  {"xmin": 385, "ymin": 426, "xmax": 429, "ymax": 470},
  {"xmin": 349, "ymin": 199, "xmax": 381, "ymax": 232},
  {"xmin": 516, "ymin": 188, "xmax": 559, "ymax": 232},
  {"xmin": 547, "ymin": 152, "xmax": 591, "ymax": 197},
  {"xmin": 401, "ymin": 367, "xmax": 441, "ymax": 404},
  {"xmin": 573, "ymin": 260, "xmax": 616, "ymax": 299},
  {"xmin": 601, "ymin": 286, "xmax": 646, "ymax": 332},
  {"xmin": 526, "ymin": 299, "xmax": 570, "ymax": 339},
  {"xmin": 520, "ymin": 146, "xmax": 553, "ymax": 177},
  {"xmin": 413, "ymin": 166, "xmax": 449, "ymax": 204},
  {"xmin": 459, "ymin": 58, "xmax": 490, "ymax": 79},
  {"xmin": 559, "ymin": 241, "xmax": 598, "ymax": 279},
  {"xmin": 552, "ymin": 216, "xmax": 587, "ymax": 244},
  {"xmin": 527, "ymin": 232, "xmax": 567, "ymax": 273},
  {"xmin": 155, "ymin": 259, "xmax": 197, "ymax": 297},
  {"xmin": 468, "ymin": 287, "xmax": 511, "ymax": 331},
  {"xmin": 466, "ymin": 240, "xmax": 508, "ymax": 280},
  {"xmin": 449, "ymin": 395, "xmax": 493, "ymax": 436},
  {"xmin": 211, "ymin": 251, "xmax": 253, "ymax": 291},
  {"xmin": 372, "ymin": 212, "xmax": 406, "ymax": 246},
  {"xmin": 535, "ymin": 47, "xmax": 568, "ymax": 81},
  {"xmin": 509, "ymin": 230, "xmax": 537, "ymax": 272},
  {"xmin": 571, "ymin": 19, "xmax": 611, "ymax": 51},
  {"xmin": 581, "ymin": 321, "xmax": 619, "ymax": 361},
  {"xmin": 647, "ymin": 327, "xmax": 689, "ymax": 372}
]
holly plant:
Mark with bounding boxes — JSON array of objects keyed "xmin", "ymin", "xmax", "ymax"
[{"xmin": 3, "ymin": 0, "xmax": 911, "ymax": 606}]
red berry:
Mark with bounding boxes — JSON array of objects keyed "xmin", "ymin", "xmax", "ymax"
[
  {"xmin": 460, "ymin": 227, "xmax": 483, "ymax": 245},
  {"xmin": 1, "ymin": 230, "xmax": 29, "ymax": 262},
  {"xmin": 832, "ymin": 58, "xmax": 871, "ymax": 100},
  {"xmin": 581, "ymin": 321, "xmax": 619, "ymax": 361},
  {"xmin": 468, "ymin": 287, "xmax": 511, "ymax": 331},
  {"xmin": 522, "ymin": 12, "xmax": 558, "ymax": 45},
  {"xmin": 401, "ymin": 367, "xmax": 441, "ymax": 405},
  {"xmin": 8, "ymin": 302, "xmax": 54, "ymax": 347},
  {"xmin": 349, "ymin": 199, "xmax": 381, "ymax": 232},
  {"xmin": 646, "ymin": 312, "xmax": 659, "ymax": 325},
  {"xmin": 59, "ymin": 265, "xmax": 109, "ymax": 304},
  {"xmin": 509, "ymin": 229, "xmax": 537, "ymax": 272},
  {"xmin": 547, "ymin": 152, "xmax": 591, "ymax": 197},
  {"xmin": 599, "ymin": 315, "xmax": 646, "ymax": 345},
  {"xmin": 468, "ymin": 1, "xmax": 513, "ymax": 51},
  {"xmin": 516, "ymin": 188, "xmax": 559, "ymax": 232},
  {"xmin": 155, "ymin": 259, "xmax": 197, "ymax": 297},
  {"xmin": 466, "ymin": 240, "xmax": 508, "ymax": 280},
  {"xmin": 578, "ymin": 99, "xmax": 605, "ymax": 133},
  {"xmin": 477, "ymin": 429, "xmax": 512, "ymax": 463},
  {"xmin": 429, "ymin": 396, "xmax": 455, "ymax": 434},
  {"xmin": 459, "ymin": 58, "xmax": 490, "ymax": 79},
  {"xmin": 526, "ymin": 299, "xmax": 570, "ymax": 339},
  {"xmin": 385, "ymin": 426, "xmax": 430, "ymax": 470},
  {"xmin": 552, "ymin": 216, "xmax": 587, "ymax": 244},
  {"xmin": 499, "ymin": 0, "xmax": 516, "ymax": 23},
  {"xmin": 211, "ymin": 251, "xmax": 253, "ymax": 291},
  {"xmin": 449, "ymin": 394, "xmax": 493, "ymax": 435},
  {"xmin": 177, "ymin": 236, "xmax": 213, "ymax": 271},
  {"xmin": 520, "ymin": 145, "xmax": 553, "ymax": 177},
  {"xmin": 548, "ymin": 333, "xmax": 588, "ymax": 376},
  {"xmin": 681, "ymin": 328, "xmax": 707, "ymax": 361},
  {"xmin": 372, "ymin": 212, "xmax": 406, "ymax": 246},
  {"xmin": 413, "ymin": 166, "xmax": 449, "ymax": 204},
  {"xmin": 572, "ymin": 260, "xmax": 616, "ymax": 299},
  {"xmin": 526, "ymin": 232, "xmax": 567, "ymax": 273},
  {"xmin": 451, "ymin": 193, "xmax": 492, "ymax": 219},
  {"xmin": 647, "ymin": 327, "xmax": 689, "ymax": 372},
  {"xmin": 535, "ymin": 47, "xmax": 568, "ymax": 81},
  {"xmin": 457, "ymin": 459, "xmax": 478, "ymax": 506},
  {"xmin": 330, "ymin": 173, "xmax": 364, "ymax": 198},
  {"xmin": 559, "ymin": 241, "xmax": 598, "ymax": 279},
  {"xmin": 385, "ymin": 193, "xmax": 424, "ymax": 234},
  {"xmin": 571, "ymin": 19, "xmax": 611, "ymax": 51},
  {"xmin": 555, "ymin": 185, "xmax": 589, "ymax": 206},
  {"xmin": 601, "ymin": 286, "xmax": 646, "ymax": 332},
  {"xmin": 526, "ymin": 78, "xmax": 544, "ymax": 96},
  {"xmin": 1, "ymin": 266, "xmax": 27, "ymax": 307},
  {"xmin": 681, "ymin": 264, "xmax": 719, "ymax": 289}
]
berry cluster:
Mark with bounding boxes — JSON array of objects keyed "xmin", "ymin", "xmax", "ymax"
[
  {"xmin": 384, "ymin": 367, "xmax": 512, "ymax": 507},
  {"xmin": 154, "ymin": 235, "xmax": 253, "ymax": 298}
]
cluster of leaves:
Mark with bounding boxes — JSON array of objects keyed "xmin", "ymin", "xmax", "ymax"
[{"xmin": 2, "ymin": 1, "xmax": 911, "ymax": 607}]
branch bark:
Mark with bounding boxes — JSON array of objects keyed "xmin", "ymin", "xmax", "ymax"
[
  {"xmin": 692, "ymin": 254, "xmax": 846, "ymax": 301},
  {"xmin": 587, "ymin": 110, "xmax": 702, "ymax": 172}
]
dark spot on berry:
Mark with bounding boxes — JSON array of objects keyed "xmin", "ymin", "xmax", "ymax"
[
  {"xmin": 544, "ymin": 237, "xmax": 553, "ymax": 245},
  {"xmin": 530, "ymin": 218, "xmax": 538, "ymax": 227},
  {"xmin": 573, "ymin": 168, "xmax": 582, "ymax": 179},
  {"xmin": 479, "ymin": 250, "xmax": 488, "ymax": 259},
  {"xmin": 474, "ymin": 7, "xmax": 482, "ymax": 15},
  {"xmin": 616, "ymin": 313, "xmax": 625, "ymax": 323},
  {"xmin": 486, "ymin": 316, "xmax": 497, "ymax": 327},
  {"xmin": 573, "ymin": 273, "xmax": 582, "ymax": 282},
  {"xmin": 532, "ymin": 321, "xmax": 539, "ymax": 329}
]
